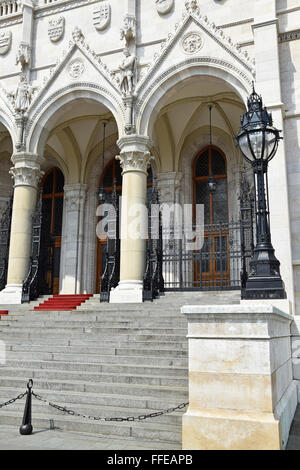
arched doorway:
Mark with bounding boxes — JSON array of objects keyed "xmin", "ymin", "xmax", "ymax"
[
  {"xmin": 40, "ymin": 167, "xmax": 64, "ymax": 294},
  {"xmin": 193, "ymin": 146, "xmax": 229, "ymax": 287},
  {"xmin": 96, "ymin": 158, "xmax": 153, "ymax": 292}
]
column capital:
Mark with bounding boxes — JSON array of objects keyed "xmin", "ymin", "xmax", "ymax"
[
  {"xmin": 64, "ymin": 183, "xmax": 87, "ymax": 211},
  {"xmin": 116, "ymin": 135, "xmax": 154, "ymax": 175},
  {"xmin": 10, "ymin": 152, "xmax": 44, "ymax": 189}
]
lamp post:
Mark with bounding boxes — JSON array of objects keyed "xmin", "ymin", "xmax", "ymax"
[{"xmin": 236, "ymin": 85, "xmax": 286, "ymax": 299}]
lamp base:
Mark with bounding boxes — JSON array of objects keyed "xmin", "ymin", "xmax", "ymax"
[{"xmin": 242, "ymin": 276, "xmax": 286, "ymax": 300}]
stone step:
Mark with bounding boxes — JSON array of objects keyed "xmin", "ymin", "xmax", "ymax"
[
  {"xmin": 5, "ymin": 350, "xmax": 188, "ymax": 367},
  {"xmin": 0, "ymin": 325, "xmax": 187, "ymax": 335},
  {"xmin": 6, "ymin": 344, "xmax": 188, "ymax": 357},
  {"xmin": 0, "ymin": 377, "xmax": 188, "ymax": 399},
  {"xmin": 4, "ymin": 319, "xmax": 187, "ymax": 328},
  {"xmin": 0, "ymin": 367, "xmax": 188, "ymax": 387},
  {"xmin": 3, "ymin": 337, "xmax": 188, "ymax": 349},
  {"xmin": 4, "ymin": 359, "xmax": 187, "ymax": 377},
  {"xmin": 0, "ymin": 331, "xmax": 186, "ymax": 342}
]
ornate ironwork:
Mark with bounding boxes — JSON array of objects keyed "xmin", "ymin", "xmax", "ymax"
[
  {"xmin": 239, "ymin": 168, "xmax": 254, "ymax": 293},
  {"xmin": 143, "ymin": 181, "xmax": 164, "ymax": 301},
  {"xmin": 100, "ymin": 179, "xmax": 120, "ymax": 302},
  {"xmin": 22, "ymin": 193, "xmax": 43, "ymax": 303},
  {"xmin": 0, "ymin": 195, "xmax": 13, "ymax": 292},
  {"xmin": 159, "ymin": 170, "xmax": 254, "ymax": 292}
]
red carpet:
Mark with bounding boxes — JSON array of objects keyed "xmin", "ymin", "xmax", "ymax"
[{"xmin": 34, "ymin": 294, "xmax": 93, "ymax": 311}]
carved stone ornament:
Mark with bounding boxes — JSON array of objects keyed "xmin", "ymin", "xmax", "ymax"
[
  {"xmin": 116, "ymin": 151, "xmax": 154, "ymax": 174},
  {"xmin": 48, "ymin": 16, "xmax": 65, "ymax": 42},
  {"xmin": 72, "ymin": 26, "xmax": 84, "ymax": 43},
  {"xmin": 16, "ymin": 42, "xmax": 31, "ymax": 69},
  {"xmin": 185, "ymin": 0, "xmax": 199, "ymax": 13},
  {"xmin": 9, "ymin": 166, "xmax": 43, "ymax": 188},
  {"xmin": 0, "ymin": 30, "xmax": 12, "ymax": 55},
  {"xmin": 68, "ymin": 58, "xmax": 85, "ymax": 79},
  {"xmin": 93, "ymin": 1, "xmax": 111, "ymax": 31},
  {"xmin": 182, "ymin": 31, "xmax": 203, "ymax": 54},
  {"xmin": 155, "ymin": 0, "xmax": 174, "ymax": 15},
  {"xmin": 120, "ymin": 14, "xmax": 136, "ymax": 44}
]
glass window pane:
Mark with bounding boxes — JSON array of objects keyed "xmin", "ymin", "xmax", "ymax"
[
  {"xmin": 43, "ymin": 172, "xmax": 53, "ymax": 195},
  {"xmin": 212, "ymin": 150, "xmax": 226, "ymax": 175},
  {"xmin": 196, "ymin": 181, "xmax": 210, "ymax": 224},
  {"xmin": 41, "ymin": 198, "xmax": 52, "ymax": 233},
  {"xmin": 195, "ymin": 151, "xmax": 209, "ymax": 177},
  {"xmin": 103, "ymin": 162, "xmax": 113, "ymax": 188},
  {"xmin": 55, "ymin": 169, "xmax": 64, "ymax": 193},
  {"xmin": 212, "ymin": 179, "xmax": 228, "ymax": 224},
  {"xmin": 53, "ymin": 196, "xmax": 63, "ymax": 236}
]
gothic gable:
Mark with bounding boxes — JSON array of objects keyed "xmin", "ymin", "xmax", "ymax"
[
  {"xmin": 136, "ymin": 6, "xmax": 255, "ymax": 101},
  {"xmin": 28, "ymin": 27, "xmax": 122, "ymax": 119}
]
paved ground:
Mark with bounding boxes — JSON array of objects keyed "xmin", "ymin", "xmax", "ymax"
[{"xmin": 0, "ymin": 425, "xmax": 173, "ymax": 450}]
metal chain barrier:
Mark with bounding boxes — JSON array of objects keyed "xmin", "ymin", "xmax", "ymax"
[
  {"xmin": 0, "ymin": 392, "xmax": 27, "ymax": 409},
  {"xmin": 32, "ymin": 391, "xmax": 189, "ymax": 422},
  {"xmin": 0, "ymin": 379, "xmax": 189, "ymax": 434}
]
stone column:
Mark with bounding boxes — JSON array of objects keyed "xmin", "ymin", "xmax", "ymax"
[
  {"xmin": 60, "ymin": 183, "xmax": 87, "ymax": 294},
  {"xmin": 0, "ymin": 152, "xmax": 44, "ymax": 304},
  {"xmin": 110, "ymin": 135, "xmax": 153, "ymax": 303},
  {"xmin": 182, "ymin": 304, "xmax": 297, "ymax": 450}
]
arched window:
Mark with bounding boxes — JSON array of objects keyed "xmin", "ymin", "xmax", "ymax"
[
  {"xmin": 193, "ymin": 146, "xmax": 228, "ymax": 225},
  {"xmin": 40, "ymin": 167, "xmax": 64, "ymax": 294}
]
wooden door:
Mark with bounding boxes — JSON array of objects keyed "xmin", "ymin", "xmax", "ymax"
[{"xmin": 193, "ymin": 146, "xmax": 229, "ymax": 287}]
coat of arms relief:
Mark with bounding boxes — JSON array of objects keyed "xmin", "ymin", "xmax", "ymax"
[
  {"xmin": 93, "ymin": 1, "xmax": 111, "ymax": 31},
  {"xmin": 48, "ymin": 17, "xmax": 65, "ymax": 42}
]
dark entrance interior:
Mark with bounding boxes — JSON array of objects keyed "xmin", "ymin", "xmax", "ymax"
[{"xmin": 40, "ymin": 167, "xmax": 64, "ymax": 295}]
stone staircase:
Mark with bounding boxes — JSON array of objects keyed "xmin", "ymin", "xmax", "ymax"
[{"xmin": 0, "ymin": 291, "xmax": 240, "ymax": 449}]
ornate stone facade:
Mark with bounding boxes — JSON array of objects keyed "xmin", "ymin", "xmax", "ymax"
[{"xmin": 0, "ymin": 0, "xmax": 298, "ymax": 317}]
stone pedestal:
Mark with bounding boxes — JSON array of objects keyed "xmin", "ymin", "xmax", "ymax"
[
  {"xmin": 110, "ymin": 135, "xmax": 153, "ymax": 304},
  {"xmin": 181, "ymin": 304, "xmax": 297, "ymax": 450},
  {"xmin": 0, "ymin": 153, "xmax": 43, "ymax": 304}
]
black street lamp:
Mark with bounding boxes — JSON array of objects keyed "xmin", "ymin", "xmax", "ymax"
[{"xmin": 236, "ymin": 85, "xmax": 286, "ymax": 299}]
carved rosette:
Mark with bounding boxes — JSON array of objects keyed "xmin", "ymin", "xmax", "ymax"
[
  {"xmin": 116, "ymin": 151, "xmax": 153, "ymax": 175},
  {"xmin": 9, "ymin": 166, "xmax": 44, "ymax": 189},
  {"xmin": 182, "ymin": 31, "xmax": 203, "ymax": 54}
]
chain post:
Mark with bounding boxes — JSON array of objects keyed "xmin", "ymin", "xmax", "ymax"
[{"xmin": 19, "ymin": 379, "xmax": 33, "ymax": 435}]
